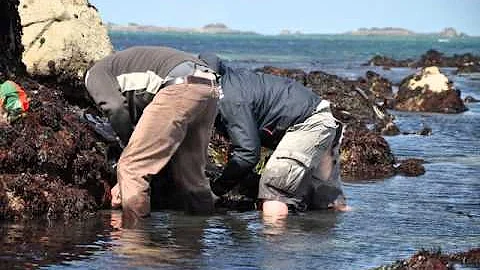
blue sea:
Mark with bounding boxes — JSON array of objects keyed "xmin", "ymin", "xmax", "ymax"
[{"xmin": 2, "ymin": 32, "xmax": 479, "ymax": 270}]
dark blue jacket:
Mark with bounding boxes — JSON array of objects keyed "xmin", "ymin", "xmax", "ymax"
[
  {"xmin": 219, "ymin": 66, "xmax": 321, "ymax": 166},
  {"xmin": 211, "ymin": 63, "xmax": 321, "ymax": 195}
]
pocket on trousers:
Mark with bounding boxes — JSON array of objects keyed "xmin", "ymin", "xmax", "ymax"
[{"xmin": 261, "ymin": 150, "xmax": 311, "ymax": 196}]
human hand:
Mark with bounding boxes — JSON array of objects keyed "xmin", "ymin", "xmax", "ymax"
[
  {"xmin": 328, "ymin": 197, "xmax": 351, "ymax": 212},
  {"xmin": 111, "ymin": 183, "xmax": 121, "ymax": 209}
]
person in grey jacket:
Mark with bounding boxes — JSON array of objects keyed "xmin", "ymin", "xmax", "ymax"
[
  {"xmin": 200, "ymin": 53, "xmax": 347, "ymax": 218},
  {"xmin": 85, "ymin": 46, "xmax": 219, "ymax": 220}
]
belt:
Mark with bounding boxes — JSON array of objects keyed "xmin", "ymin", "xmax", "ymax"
[{"xmin": 162, "ymin": 75, "xmax": 216, "ymax": 88}]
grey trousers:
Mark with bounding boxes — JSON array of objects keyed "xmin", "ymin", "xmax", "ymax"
[
  {"xmin": 117, "ymin": 82, "xmax": 219, "ymax": 218},
  {"xmin": 258, "ymin": 100, "xmax": 346, "ymax": 211}
]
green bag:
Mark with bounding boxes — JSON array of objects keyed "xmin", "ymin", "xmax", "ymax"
[{"xmin": 0, "ymin": 80, "xmax": 29, "ymax": 122}]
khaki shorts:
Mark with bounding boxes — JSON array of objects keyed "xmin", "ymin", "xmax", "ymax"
[{"xmin": 258, "ymin": 101, "xmax": 346, "ymax": 212}]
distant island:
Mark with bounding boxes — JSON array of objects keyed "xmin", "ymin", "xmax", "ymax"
[
  {"xmin": 345, "ymin": 27, "xmax": 468, "ymax": 37},
  {"xmin": 279, "ymin": 29, "xmax": 303, "ymax": 35},
  {"xmin": 107, "ymin": 22, "xmax": 258, "ymax": 35},
  {"xmin": 107, "ymin": 23, "xmax": 471, "ymax": 37}
]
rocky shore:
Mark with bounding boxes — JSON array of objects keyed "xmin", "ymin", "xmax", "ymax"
[
  {"xmin": 0, "ymin": 0, "xmax": 478, "ymax": 268},
  {"xmin": 1, "ymin": 0, "xmax": 437, "ymax": 221}
]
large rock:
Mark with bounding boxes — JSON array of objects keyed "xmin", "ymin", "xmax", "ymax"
[
  {"xmin": 362, "ymin": 70, "xmax": 393, "ymax": 100},
  {"xmin": 0, "ymin": 0, "xmax": 25, "ymax": 79},
  {"xmin": 394, "ymin": 66, "xmax": 467, "ymax": 113},
  {"xmin": 340, "ymin": 123, "xmax": 396, "ymax": 181},
  {"xmin": 365, "ymin": 55, "xmax": 415, "ymax": 68},
  {"xmin": 18, "ymin": 0, "xmax": 113, "ymax": 80}
]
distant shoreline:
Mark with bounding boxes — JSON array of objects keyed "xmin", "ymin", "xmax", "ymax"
[
  {"xmin": 345, "ymin": 27, "xmax": 468, "ymax": 38},
  {"xmin": 106, "ymin": 23, "xmax": 259, "ymax": 35},
  {"xmin": 107, "ymin": 23, "xmax": 475, "ymax": 37}
]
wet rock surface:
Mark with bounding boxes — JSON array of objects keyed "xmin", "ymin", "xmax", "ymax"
[
  {"xmin": 340, "ymin": 123, "xmax": 396, "ymax": 181},
  {"xmin": 464, "ymin": 95, "xmax": 480, "ymax": 103},
  {"xmin": 365, "ymin": 55, "xmax": 415, "ymax": 68},
  {"xmin": 395, "ymin": 158, "xmax": 425, "ymax": 177},
  {"xmin": 361, "ymin": 70, "xmax": 394, "ymax": 101},
  {"xmin": 393, "ymin": 67, "xmax": 467, "ymax": 113},
  {"xmin": 366, "ymin": 49, "xmax": 480, "ymax": 74},
  {"xmin": 0, "ymin": 77, "xmax": 113, "ymax": 220},
  {"xmin": 373, "ymin": 248, "xmax": 480, "ymax": 270}
]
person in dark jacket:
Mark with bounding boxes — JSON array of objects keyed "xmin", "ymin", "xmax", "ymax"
[
  {"xmin": 199, "ymin": 53, "xmax": 347, "ymax": 218},
  {"xmin": 85, "ymin": 46, "xmax": 219, "ymax": 220}
]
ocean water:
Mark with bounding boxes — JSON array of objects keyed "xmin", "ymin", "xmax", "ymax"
[{"xmin": 1, "ymin": 33, "xmax": 479, "ymax": 270}]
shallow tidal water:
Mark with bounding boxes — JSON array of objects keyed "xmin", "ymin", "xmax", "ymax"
[{"xmin": 1, "ymin": 34, "xmax": 479, "ymax": 269}]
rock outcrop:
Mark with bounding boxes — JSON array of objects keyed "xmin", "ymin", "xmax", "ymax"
[
  {"xmin": 366, "ymin": 49, "xmax": 480, "ymax": 74},
  {"xmin": 18, "ymin": 0, "xmax": 113, "ymax": 80},
  {"xmin": 0, "ymin": 0, "xmax": 25, "ymax": 80},
  {"xmin": 360, "ymin": 70, "xmax": 394, "ymax": 100},
  {"xmin": 1, "ymin": 2, "xmax": 113, "ymax": 219},
  {"xmin": 340, "ymin": 123, "xmax": 396, "ymax": 181},
  {"xmin": 0, "ymin": 77, "xmax": 112, "ymax": 220},
  {"xmin": 394, "ymin": 66, "xmax": 467, "ymax": 113},
  {"xmin": 373, "ymin": 248, "xmax": 480, "ymax": 270}
]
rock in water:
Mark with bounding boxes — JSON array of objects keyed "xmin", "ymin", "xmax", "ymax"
[{"xmin": 394, "ymin": 66, "xmax": 467, "ymax": 113}]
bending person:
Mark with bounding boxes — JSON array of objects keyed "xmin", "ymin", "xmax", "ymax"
[
  {"xmin": 85, "ymin": 46, "xmax": 219, "ymax": 219},
  {"xmin": 200, "ymin": 53, "xmax": 347, "ymax": 218}
]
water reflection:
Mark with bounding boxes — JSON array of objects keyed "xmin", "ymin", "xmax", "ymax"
[
  {"xmin": 0, "ymin": 215, "xmax": 112, "ymax": 268},
  {"xmin": 108, "ymin": 210, "xmax": 208, "ymax": 268}
]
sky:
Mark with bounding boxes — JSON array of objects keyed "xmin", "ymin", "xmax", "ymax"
[{"xmin": 89, "ymin": 0, "xmax": 480, "ymax": 36}]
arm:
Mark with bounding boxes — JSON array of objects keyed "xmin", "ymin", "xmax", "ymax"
[
  {"xmin": 85, "ymin": 65, "xmax": 134, "ymax": 145},
  {"xmin": 211, "ymin": 101, "xmax": 261, "ymax": 196}
]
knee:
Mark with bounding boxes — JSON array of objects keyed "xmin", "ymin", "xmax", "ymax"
[{"xmin": 262, "ymin": 200, "xmax": 289, "ymax": 217}]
